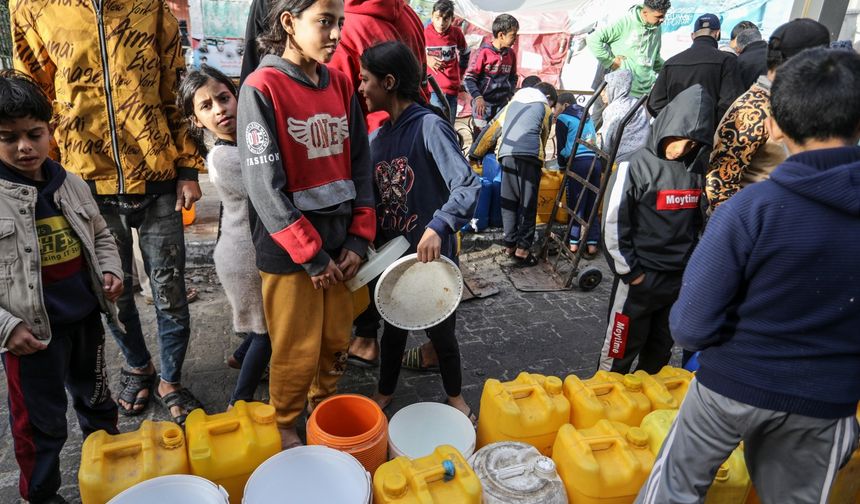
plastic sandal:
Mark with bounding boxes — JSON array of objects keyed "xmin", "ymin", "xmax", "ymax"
[
  {"xmin": 401, "ymin": 346, "xmax": 440, "ymax": 373},
  {"xmin": 155, "ymin": 387, "xmax": 204, "ymax": 427},
  {"xmin": 118, "ymin": 369, "xmax": 156, "ymax": 416}
]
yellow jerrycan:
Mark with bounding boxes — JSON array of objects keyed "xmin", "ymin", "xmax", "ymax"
[
  {"xmin": 633, "ymin": 366, "xmax": 693, "ymax": 410},
  {"xmin": 552, "ymin": 420, "xmax": 654, "ymax": 504},
  {"xmin": 373, "ymin": 445, "xmax": 483, "ymax": 503},
  {"xmin": 537, "ymin": 169, "xmax": 569, "ymax": 225},
  {"xmin": 564, "ymin": 371, "xmax": 652, "ymax": 429},
  {"xmin": 477, "ymin": 372, "xmax": 570, "ymax": 455},
  {"xmin": 185, "ymin": 401, "xmax": 281, "ymax": 504},
  {"xmin": 640, "ymin": 409, "xmax": 751, "ymax": 503},
  {"xmin": 78, "ymin": 420, "xmax": 189, "ymax": 504}
]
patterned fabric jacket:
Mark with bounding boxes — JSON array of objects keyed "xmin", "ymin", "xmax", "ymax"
[
  {"xmin": 11, "ymin": 0, "xmax": 203, "ymax": 195},
  {"xmin": 706, "ymin": 76, "xmax": 787, "ymax": 210}
]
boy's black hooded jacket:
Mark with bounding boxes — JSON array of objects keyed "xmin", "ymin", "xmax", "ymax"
[{"xmin": 602, "ymin": 85, "xmax": 715, "ymax": 282}]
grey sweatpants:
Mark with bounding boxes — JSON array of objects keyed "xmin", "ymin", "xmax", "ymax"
[
  {"xmin": 500, "ymin": 156, "xmax": 542, "ymax": 250},
  {"xmin": 636, "ymin": 379, "xmax": 859, "ymax": 504}
]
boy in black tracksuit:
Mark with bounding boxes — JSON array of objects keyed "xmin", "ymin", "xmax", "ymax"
[{"xmin": 599, "ymin": 84, "xmax": 714, "ymax": 374}]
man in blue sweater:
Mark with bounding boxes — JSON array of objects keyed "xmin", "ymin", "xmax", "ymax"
[{"xmin": 636, "ymin": 48, "xmax": 860, "ymax": 504}]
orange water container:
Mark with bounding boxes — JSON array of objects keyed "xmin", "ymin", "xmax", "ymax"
[
  {"xmin": 640, "ymin": 409, "xmax": 751, "ymax": 503},
  {"xmin": 182, "ymin": 203, "xmax": 196, "ymax": 226},
  {"xmin": 79, "ymin": 420, "xmax": 189, "ymax": 504},
  {"xmin": 184, "ymin": 401, "xmax": 280, "ymax": 504},
  {"xmin": 477, "ymin": 372, "xmax": 570, "ymax": 456},
  {"xmin": 307, "ymin": 394, "xmax": 389, "ymax": 475},
  {"xmin": 373, "ymin": 445, "xmax": 483, "ymax": 503},
  {"xmin": 564, "ymin": 371, "xmax": 651, "ymax": 429},
  {"xmin": 552, "ymin": 421, "xmax": 654, "ymax": 504},
  {"xmin": 828, "ymin": 405, "xmax": 860, "ymax": 504},
  {"xmin": 633, "ymin": 366, "xmax": 693, "ymax": 410}
]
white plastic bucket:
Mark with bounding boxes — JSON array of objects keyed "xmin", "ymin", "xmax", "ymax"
[
  {"xmin": 107, "ymin": 475, "xmax": 229, "ymax": 504},
  {"xmin": 243, "ymin": 445, "xmax": 371, "ymax": 504},
  {"xmin": 388, "ymin": 402, "xmax": 476, "ymax": 460},
  {"xmin": 345, "ymin": 236, "xmax": 410, "ymax": 292}
]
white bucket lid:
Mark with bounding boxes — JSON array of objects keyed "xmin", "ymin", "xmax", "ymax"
[
  {"xmin": 243, "ymin": 446, "xmax": 371, "ymax": 504},
  {"xmin": 375, "ymin": 254, "xmax": 463, "ymax": 330},
  {"xmin": 108, "ymin": 475, "xmax": 229, "ymax": 504},
  {"xmin": 388, "ymin": 402, "xmax": 476, "ymax": 460},
  {"xmin": 345, "ymin": 236, "xmax": 410, "ymax": 292}
]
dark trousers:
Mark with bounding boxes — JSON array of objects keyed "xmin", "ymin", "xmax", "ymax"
[
  {"xmin": 500, "ymin": 156, "xmax": 542, "ymax": 250},
  {"xmin": 565, "ymin": 156, "xmax": 603, "ymax": 245},
  {"xmin": 378, "ymin": 313, "xmax": 462, "ymax": 397},
  {"xmin": 230, "ymin": 332, "xmax": 272, "ymax": 404},
  {"xmin": 598, "ymin": 270, "xmax": 683, "ymax": 374},
  {"xmin": 2, "ymin": 310, "xmax": 118, "ymax": 503}
]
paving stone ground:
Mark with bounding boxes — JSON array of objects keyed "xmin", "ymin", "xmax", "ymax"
[{"xmin": 0, "ymin": 173, "xmax": 667, "ymax": 502}]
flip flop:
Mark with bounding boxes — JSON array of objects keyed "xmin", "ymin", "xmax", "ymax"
[
  {"xmin": 444, "ymin": 399, "xmax": 478, "ymax": 429},
  {"xmin": 513, "ymin": 252, "xmax": 539, "ymax": 267},
  {"xmin": 401, "ymin": 346, "xmax": 440, "ymax": 373},
  {"xmin": 347, "ymin": 354, "xmax": 379, "ymax": 368}
]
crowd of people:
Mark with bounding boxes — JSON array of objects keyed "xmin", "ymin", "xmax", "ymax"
[{"xmin": 1, "ymin": 0, "xmax": 858, "ymax": 502}]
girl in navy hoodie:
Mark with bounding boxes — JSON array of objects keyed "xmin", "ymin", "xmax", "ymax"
[{"xmin": 358, "ymin": 41, "xmax": 481, "ymax": 422}]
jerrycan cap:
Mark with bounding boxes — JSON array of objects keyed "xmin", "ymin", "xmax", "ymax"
[
  {"xmin": 533, "ymin": 456, "xmax": 556, "ymax": 476},
  {"xmin": 545, "ymin": 376, "xmax": 563, "ymax": 395},
  {"xmin": 253, "ymin": 404, "xmax": 276, "ymax": 424},
  {"xmin": 626, "ymin": 428, "xmax": 649, "ymax": 448},
  {"xmin": 715, "ymin": 463, "xmax": 729, "ymax": 481},
  {"xmin": 161, "ymin": 427, "xmax": 184, "ymax": 449},
  {"xmin": 383, "ymin": 472, "xmax": 408, "ymax": 498},
  {"xmin": 623, "ymin": 374, "xmax": 642, "ymax": 391}
]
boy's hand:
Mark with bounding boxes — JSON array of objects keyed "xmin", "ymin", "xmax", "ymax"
[
  {"xmin": 103, "ymin": 273, "xmax": 123, "ymax": 302},
  {"xmin": 428, "ymin": 55, "xmax": 446, "ymax": 72},
  {"xmin": 630, "ymin": 273, "xmax": 645, "ymax": 286},
  {"xmin": 6, "ymin": 323, "xmax": 47, "ymax": 356},
  {"xmin": 416, "ymin": 228, "xmax": 442, "ymax": 263},
  {"xmin": 310, "ymin": 260, "xmax": 344, "ymax": 290},
  {"xmin": 175, "ymin": 180, "xmax": 202, "ymax": 211},
  {"xmin": 336, "ymin": 249, "xmax": 362, "ymax": 282},
  {"xmin": 610, "ymin": 55, "xmax": 626, "ymax": 71},
  {"xmin": 474, "ymin": 96, "xmax": 486, "ymax": 118}
]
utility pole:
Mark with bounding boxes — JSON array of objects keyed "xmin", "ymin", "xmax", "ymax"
[{"xmin": 791, "ymin": 0, "xmax": 852, "ymax": 39}]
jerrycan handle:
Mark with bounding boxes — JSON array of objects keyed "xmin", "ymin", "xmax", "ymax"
[
  {"xmin": 206, "ymin": 417, "xmax": 242, "ymax": 435},
  {"xmin": 506, "ymin": 384, "xmax": 537, "ymax": 400},
  {"xmin": 101, "ymin": 439, "xmax": 145, "ymax": 457},
  {"xmin": 414, "ymin": 459, "xmax": 457, "ymax": 485}
]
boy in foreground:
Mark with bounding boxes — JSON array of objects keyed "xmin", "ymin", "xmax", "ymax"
[
  {"xmin": 637, "ymin": 48, "xmax": 860, "ymax": 504},
  {"xmin": 0, "ymin": 71, "xmax": 123, "ymax": 504}
]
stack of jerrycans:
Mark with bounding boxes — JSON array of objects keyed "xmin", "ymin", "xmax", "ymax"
[
  {"xmin": 373, "ymin": 445, "xmax": 482, "ymax": 503},
  {"xmin": 79, "ymin": 420, "xmax": 189, "ymax": 503},
  {"xmin": 477, "ymin": 372, "xmax": 570, "ymax": 455},
  {"xmin": 185, "ymin": 400, "xmax": 281, "ymax": 504},
  {"xmin": 641, "ymin": 409, "xmax": 751, "ymax": 503}
]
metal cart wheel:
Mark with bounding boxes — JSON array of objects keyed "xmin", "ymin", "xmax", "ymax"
[{"xmin": 576, "ymin": 267, "xmax": 603, "ymax": 291}]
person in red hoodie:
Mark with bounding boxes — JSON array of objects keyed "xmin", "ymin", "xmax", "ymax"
[
  {"xmin": 241, "ymin": 0, "xmax": 427, "ymax": 133},
  {"xmin": 424, "ymin": 0, "xmax": 469, "ymax": 124}
]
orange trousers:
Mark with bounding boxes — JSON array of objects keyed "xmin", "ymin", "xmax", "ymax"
[{"xmin": 260, "ymin": 271, "xmax": 353, "ymax": 429}]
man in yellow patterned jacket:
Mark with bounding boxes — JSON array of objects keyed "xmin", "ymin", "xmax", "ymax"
[{"xmin": 12, "ymin": 0, "xmax": 205, "ymax": 426}]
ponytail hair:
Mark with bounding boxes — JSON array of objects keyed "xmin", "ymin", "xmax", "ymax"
[
  {"xmin": 257, "ymin": 0, "xmax": 318, "ymax": 56},
  {"xmin": 176, "ymin": 65, "xmax": 238, "ymax": 155}
]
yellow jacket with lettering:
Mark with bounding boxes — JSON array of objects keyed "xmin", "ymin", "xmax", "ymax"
[{"xmin": 11, "ymin": 0, "xmax": 203, "ymax": 195}]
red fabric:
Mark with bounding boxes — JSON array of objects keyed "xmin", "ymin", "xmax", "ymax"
[
  {"xmin": 656, "ymin": 190, "xmax": 703, "ymax": 211},
  {"xmin": 270, "ymin": 215, "xmax": 323, "ymax": 264},
  {"xmin": 244, "ymin": 67, "xmax": 355, "ymax": 193},
  {"xmin": 608, "ymin": 312, "xmax": 630, "ymax": 359},
  {"xmin": 462, "ymin": 24, "xmax": 569, "ymax": 88},
  {"xmin": 3, "ymin": 354, "xmax": 35, "ymax": 499},
  {"xmin": 329, "ymin": 0, "xmax": 427, "ymax": 132},
  {"xmin": 348, "ymin": 206, "xmax": 377, "ymax": 244},
  {"xmin": 424, "ymin": 24, "xmax": 467, "ymax": 95}
]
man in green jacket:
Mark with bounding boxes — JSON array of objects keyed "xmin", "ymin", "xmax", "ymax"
[{"xmin": 587, "ymin": 0, "xmax": 670, "ymax": 98}]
